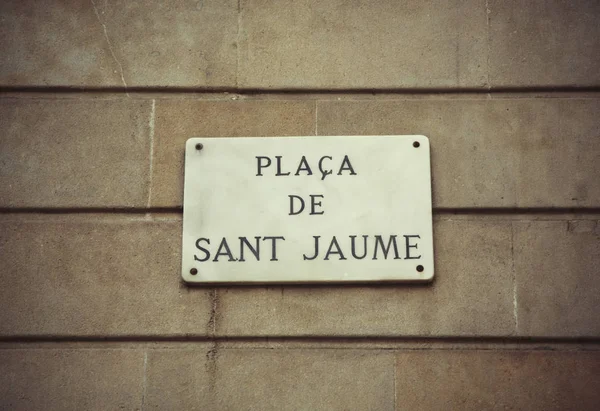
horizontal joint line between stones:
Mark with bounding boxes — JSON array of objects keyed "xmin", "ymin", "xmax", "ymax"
[
  {"xmin": 1, "ymin": 336, "xmax": 600, "ymax": 345},
  {"xmin": 2, "ymin": 86, "xmax": 600, "ymax": 96}
]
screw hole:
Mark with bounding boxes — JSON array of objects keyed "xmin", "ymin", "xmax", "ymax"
[
  {"xmin": 190, "ymin": 268, "xmax": 198, "ymax": 275},
  {"xmin": 413, "ymin": 141, "xmax": 420, "ymax": 148},
  {"xmin": 195, "ymin": 143, "xmax": 203, "ymax": 151},
  {"xmin": 416, "ymin": 265, "xmax": 424, "ymax": 272}
]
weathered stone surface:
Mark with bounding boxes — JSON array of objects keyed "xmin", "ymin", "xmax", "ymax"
[
  {"xmin": 3, "ymin": 216, "xmax": 597, "ymax": 339},
  {"xmin": 0, "ymin": 98, "xmax": 151, "ymax": 208},
  {"xmin": 3, "ymin": 0, "xmax": 599, "ymax": 90},
  {"xmin": 511, "ymin": 99, "xmax": 600, "ymax": 208},
  {"xmin": 216, "ymin": 219, "xmax": 516, "ymax": 337},
  {"xmin": 514, "ymin": 220, "xmax": 600, "ymax": 337},
  {"xmin": 238, "ymin": 0, "xmax": 487, "ymax": 89},
  {"xmin": 317, "ymin": 98, "xmax": 600, "ymax": 208},
  {"xmin": 396, "ymin": 350, "xmax": 600, "ymax": 410},
  {"xmin": 146, "ymin": 349, "xmax": 394, "ymax": 410},
  {"xmin": 489, "ymin": 0, "xmax": 600, "ymax": 87},
  {"xmin": 0, "ymin": 216, "xmax": 211, "ymax": 336},
  {"xmin": 0, "ymin": 349, "xmax": 144, "ymax": 411},
  {"xmin": 150, "ymin": 100, "xmax": 316, "ymax": 207},
  {"xmin": 0, "ymin": 0, "xmax": 238, "ymax": 87},
  {"xmin": 144, "ymin": 349, "xmax": 211, "ymax": 411}
]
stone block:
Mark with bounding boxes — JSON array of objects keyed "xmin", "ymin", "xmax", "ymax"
[
  {"xmin": 0, "ymin": 216, "xmax": 211, "ymax": 337},
  {"xmin": 396, "ymin": 350, "xmax": 600, "ymax": 410},
  {"xmin": 0, "ymin": 98, "xmax": 151, "ymax": 208},
  {"xmin": 0, "ymin": 349, "xmax": 144, "ymax": 411},
  {"xmin": 0, "ymin": 0, "xmax": 238, "ymax": 87},
  {"xmin": 317, "ymin": 98, "xmax": 600, "ymax": 208},
  {"xmin": 514, "ymin": 220, "xmax": 600, "ymax": 337},
  {"xmin": 238, "ymin": 0, "xmax": 487, "ymax": 89},
  {"xmin": 215, "ymin": 220, "xmax": 516, "ymax": 337},
  {"xmin": 511, "ymin": 99, "xmax": 600, "ymax": 208},
  {"xmin": 144, "ymin": 349, "xmax": 211, "ymax": 411},
  {"xmin": 150, "ymin": 100, "xmax": 316, "ymax": 207},
  {"xmin": 145, "ymin": 349, "xmax": 394, "ymax": 410},
  {"xmin": 489, "ymin": 0, "xmax": 600, "ymax": 87}
]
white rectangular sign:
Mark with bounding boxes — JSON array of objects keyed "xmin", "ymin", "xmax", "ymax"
[{"xmin": 182, "ymin": 135, "xmax": 434, "ymax": 284}]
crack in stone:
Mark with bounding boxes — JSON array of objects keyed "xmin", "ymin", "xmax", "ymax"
[
  {"xmin": 91, "ymin": 0, "xmax": 129, "ymax": 95},
  {"xmin": 207, "ymin": 288, "xmax": 219, "ymax": 336},
  {"xmin": 206, "ymin": 288, "xmax": 220, "ymax": 407}
]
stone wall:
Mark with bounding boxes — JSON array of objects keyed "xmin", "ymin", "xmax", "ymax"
[{"xmin": 1, "ymin": 1, "xmax": 599, "ymax": 409}]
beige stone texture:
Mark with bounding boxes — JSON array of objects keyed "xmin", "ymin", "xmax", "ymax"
[
  {"xmin": 0, "ymin": 349, "xmax": 144, "ymax": 411},
  {"xmin": 215, "ymin": 220, "xmax": 516, "ymax": 337},
  {"xmin": 150, "ymin": 100, "xmax": 316, "ymax": 207},
  {"xmin": 514, "ymin": 220, "xmax": 600, "ymax": 337},
  {"xmin": 145, "ymin": 349, "xmax": 394, "ymax": 410},
  {"xmin": 144, "ymin": 349, "xmax": 211, "ymax": 411},
  {"xmin": 511, "ymin": 99, "xmax": 600, "ymax": 208},
  {"xmin": 317, "ymin": 98, "xmax": 600, "ymax": 208},
  {"xmin": 0, "ymin": 216, "xmax": 211, "ymax": 337},
  {"xmin": 0, "ymin": 0, "xmax": 238, "ymax": 87},
  {"xmin": 238, "ymin": 0, "xmax": 488, "ymax": 89},
  {"xmin": 489, "ymin": 0, "xmax": 600, "ymax": 87},
  {"xmin": 3, "ymin": 0, "xmax": 599, "ymax": 90},
  {"xmin": 396, "ymin": 350, "xmax": 600, "ymax": 411},
  {"xmin": 0, "ymin": 98, "xmax": 151, "ymax": 208},
  {"xmin": 0, "ymin": 0, "xmax": 598, "ymax": 407}
]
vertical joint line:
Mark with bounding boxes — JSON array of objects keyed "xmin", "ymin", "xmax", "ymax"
[
  {"xmin": 393, "ymin": 356, "xmax": 397, "ymax": 410},
  {"xmin": 455, "ymin": 3, "xmax": 460, "ymax": 86},
  {"xmin": 236, "ymin": 0, "xmax": 242, "ymax": 88},
  {"xmin": 485, "ymin": 0, "xmax": 491, "ymax": 90},
  {"xmin": 510, "ymin": 222, "xmax": 519, "ymax": 334},
  {"xmin": 314, "ymin": 101, "xmax": 318, "ymax": 136},
  {"xmin": 141, "ymin": 351, "xmax": 148, "ymax": 411},
  {"xmin": 147, "ymin": 99, "xmax": 156, "ymax": 211}
]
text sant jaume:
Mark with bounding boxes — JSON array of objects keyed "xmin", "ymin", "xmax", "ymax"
[{"xmin": 193, "ymin": 155, "xmax": 423, "ymax": 263}]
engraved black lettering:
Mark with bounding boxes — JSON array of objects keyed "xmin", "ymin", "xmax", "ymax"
[
  {"xmin": 213, "ymin": 237, "xmax": 237, "ymax": 262},
  {"xmin": 295, "ymin": 156, "xmax": 313, "ymax": 176},
  {"xmin": 373, "ymin": 235, "xmax": 401, "ymax": 260},
  {"xmin": 338, "ymin": 155, "xmax": 357, "ymax": 175},
  {"xmin": 318, "ymin": 156, "xmax": 333, "ymax": 180},
  {"xmin": 310, "ymin": 194, "xmax": 324, "ymax": 215},
  {"xmin": 263, "ymin": 236, "xmax": 285, "ymax": 261},
  {"xmin": 303, "ymin": 236, "xmax": 320, "ymax": 260},
  {"xmin": 404, "ymin": 235, "xmax": 422, "ymax": 259},
  {"xmin": 256, "ymin": 156, "xmax": 271, "ymax": 176},
  {"xmin": 276, "ymin": 156, "xmax": 290, "ymax": 176},
  {"xmin": 239, "ymin": 236, "xmax": 261, "ymax": 262},
  {"xmin": 350, "ymin": 235, "xmax": 368, "ymax": 259},
  {"xmin": 289, "ymin": 195, "xmax": 305, "ymax": 215},
  {"xmin": 194, "ymin": 238, "xmax": 211, "ymax": 262},
  {"xmin": 324, "ymin": 236, "xmax": 347, "ymax": 260}
]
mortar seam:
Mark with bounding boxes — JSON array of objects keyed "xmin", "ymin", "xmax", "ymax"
[
  {"xmin": 146, "ymin": 99, "xmax": 156, "ymax": 210},
  {"xmin": 315, "ymin": 101, "xmax": 318, "ymax": 136},
  {"xmin": 393, "ymin": 354, "xmax": 397, "ymax": 409},
  {"xmin": 236, "ymin": 0, "xmax": 242, "ymax": 88},
  {"xmin": 140, "ymin": 350, "xmax": 148, "ymax": 411},
  {"xmin": 511, "ymin": 222, "xmax": 519, "ymax": 334},
  {"xmin": 485, "ymin": 0, "xmax": 491, "ymax": 90}
]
